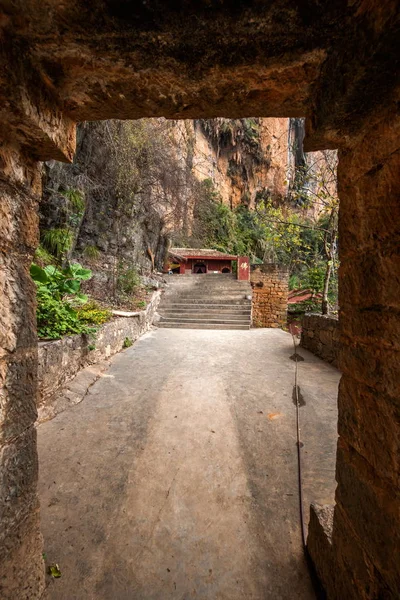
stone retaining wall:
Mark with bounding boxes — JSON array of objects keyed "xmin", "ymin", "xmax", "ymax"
[
  {"xmin": 300, "ymin": 313, "xmax": 339, "ymax": 368},
  {"xmin": 37, "ymin": 291, "xmax": 161, "ymax": 422},
  {"xmin": 250, "ymin": 264, "xmax": 289, "ymax": 328}
]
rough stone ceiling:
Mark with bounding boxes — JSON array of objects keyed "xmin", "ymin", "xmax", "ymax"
[{"xmin": 0, "ymin": 1, "xmax": 399, "ymax": 160}]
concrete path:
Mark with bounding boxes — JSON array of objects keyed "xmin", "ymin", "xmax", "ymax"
[{"xmin": 38, "ymin": 328, "xmax": 340, "ymax": 600}]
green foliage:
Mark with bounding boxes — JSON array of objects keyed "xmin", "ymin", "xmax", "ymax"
[
  {"xmin": 31, "ymin": 263, "xmax": 92, "ymax": 303},
  {"xmin": 48, "ymin": 564, "xmax": 62, "ymax": 579},
  {"xmin": 83, "ymin": 244, "xmax": 100, "ymax": 260},
  {"xmin": 76, "ymin": 300, "xmax": 112, "ymax": 325},
  {"xmin": 123, "ymin": 337, "xmax": 133, "ymax": 348},
  {"xmin": 31, "ymin": 262, "xmax": 94, "ymax": 339},
  {"xmin": 289, "ymin": 274, "xmax": 302, "ymax": 290},
  {"xmin": 41, "ymin": 228, "xmax": 74, "ymax": 260},
  {"xmin": 117, "ymin": 263, "xmax": 140, "ymax": 295},
  {"xmin": 243, "ymin": 118, "xmax": 260, "ymax": 144},
  {"xmin": 61, "ymin": 188, "xmax": 85, "ymax": 214},
  {"xmin": 35, "ymin": 288, "xmax": 93, "ymax": 339},
  {"xmin": 288, "ymin": 299, "xmax": 322, "ymax": 314},
  {"xmin": 34, "ymin": 244, "xmax": 54, "ymax": 266},
  {"xmin": 304, "ymin": 264, "xmax": 325, "ymax": 293},
  {"xmin": 192, "ymin": 182, "xmax": 304, "ymax": 265}
]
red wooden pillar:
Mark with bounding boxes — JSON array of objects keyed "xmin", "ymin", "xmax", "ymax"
[{"xmin": 237, "ymin": 256, "xmax": 250, "ymax": 280}]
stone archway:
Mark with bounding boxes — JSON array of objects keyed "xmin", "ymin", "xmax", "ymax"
[{"xmin": 0, "ymin": 3, "xmax": 399, "ymax": 598}]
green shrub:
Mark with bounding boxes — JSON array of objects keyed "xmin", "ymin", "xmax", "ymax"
[
  {"xmin": 34, "ymin": 245, "xmax": 54, "ymax": 266},
  {"xmin": 35, "ymin": 288, "xmax": 94, "ymax": 339},
  {"xmin": 41, "ymin": 228, "xmax": 74, "ymax": 259},
  {"xmin": 123, "ymin": 337, "xmax": 133, "ymax": 348},
  {"xmin": 76, "ymin": 300, "xmax": 112, "ymax": 325},
  {"xmin": 30, "ymin": 262, "xmax": 94, "ymax": 339},
  {"xmin": 304, "ymin": 264, "xmax": 325, "ymax": 294},
  {"xmin": 117, "ymin": 263, "xmax": 140, "ymax": 295},
  {"xmin": 31, "ymin": 263, "xmax": 92, "ymax": 302},
  {"xmin": 83, "ymin": 244, "xmax": 100, "ymax": 260},
  {"xmin": 61, "ymin": 188, "xmax": 85, "ymax": 214},
  {"xmin": 288, "ymin": 299, "xmax": 322, "ymax": 314}
]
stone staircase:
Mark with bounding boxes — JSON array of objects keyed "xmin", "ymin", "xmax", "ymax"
[{"xmin": 157, "ymin": 274, "xmax": 252, "ymax": 330}]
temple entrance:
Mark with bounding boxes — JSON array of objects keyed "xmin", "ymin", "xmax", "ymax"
[{"xmin": 193, "ymin": 263, "xmax": 207, "ymax": 274}]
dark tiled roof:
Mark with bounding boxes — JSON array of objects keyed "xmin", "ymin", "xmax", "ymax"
[{"xmin": 169, "ymin": 248, "xmax": 237, "ymax": 260}]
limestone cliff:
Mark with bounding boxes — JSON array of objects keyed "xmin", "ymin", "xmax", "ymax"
[
  {"xmin": 40, "ymin": 117, "xmax": 292, "ymax": 273},
  {"xmin": 192, "ymin": 118, "xmax": 289, "ymax": 208}
]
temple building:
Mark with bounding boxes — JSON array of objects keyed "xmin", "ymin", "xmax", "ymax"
[{"xmin": 167, "ymin": 248, "xmax": 237, "ymax": 275}]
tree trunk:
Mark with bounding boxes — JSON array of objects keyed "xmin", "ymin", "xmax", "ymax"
[{"xmin": 321, "ymin": 259, "xmax": 332, "ymax": 315}]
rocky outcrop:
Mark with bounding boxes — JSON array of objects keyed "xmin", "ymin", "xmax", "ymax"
[
  {"xmin": 40, "ymin": 117, "xmax": 291, "ymax": 274},
  {"xmin": 194, "ymin": 118, "xmax": 289, "ymax": 208}
]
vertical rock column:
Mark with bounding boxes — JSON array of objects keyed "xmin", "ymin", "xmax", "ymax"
[
  {"xmin": 335, "ymin": 116, "xmax": 400, "ymax": 597},
  {"xmin": 308, "ymin": 115, "xmax": 400, "ymax": 598},
  {"xmin": 0, "ymin": 148, "xmax": 45, "ymax": 598}
]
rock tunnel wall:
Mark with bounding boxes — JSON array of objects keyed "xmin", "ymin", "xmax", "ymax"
[
  {"xmin": 0, "ymin": 150, "xmax": 45, "ymax": 598},
  {"xmin": 307, "ymin": 115, "xmax": 400, "ymax": 599},
  {"xmin": 250, "ymin": 264, "xmax": 289, "ymax": 328},
  {"xmin": 0, "ymin": 2, "xmax": 399, "ymax": 599}
]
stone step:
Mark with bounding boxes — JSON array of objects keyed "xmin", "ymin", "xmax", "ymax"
[
  {"xmin": 159, "ymin": 316, "xmax": 251, "ymax": 325},
  {"xmin": 165, "ymin": 286, "xmax": 251, "ymax": 293},
  {"xmin": 157, "ymin": 322, "xmax": 250, "ymax": 330},
  {"xmin": 159, "ymin": 306, "xmax": 251, "ymax": 315},
  {"xmin": 167, "ymin": 278, "xmax": 250, "ymax": 284},
  {"xmin": 159, "ymin": 275, "xmax": 253, "ymax": 330},
  {"xmin": 161, "ymin": 298, "xmax": 251, "ymax": 306},
  {"xmin": 165, "ymin": 293, "xmax": 251, "ymax": 299},
  {"xmin": 159, "ymin": 311, "xmax": 251, "ymax": 321}
]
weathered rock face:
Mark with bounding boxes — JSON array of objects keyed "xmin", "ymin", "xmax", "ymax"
[
  {"xmin": 0, "ymin": 2, "xmax": 399, "ymax": 599},
  {"xmin": 0, "ymin": 149, "xmax": 45, "ymax": 599},
  {"xmin": 307, "ymin": 115, "xmax": 400, "ymax": 599},
  {"xmin": 193, "ymin": 118, "xmax": 289, "ymax": 208},
  {"xmin": 40, "ymin": 117, "xmax": 290, "ymax": 274}
]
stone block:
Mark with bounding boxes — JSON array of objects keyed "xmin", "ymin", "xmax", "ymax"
[
  {"xmin": 319, "ymin": 329, "xmax": 333, "ymax": 346},
  {"xmin": 0, "ymin": 184, "xmax": 39, "ymax": 252},
  {"xmin": 340, "ymin": 305, "xmax": 400, "ymax": 352},
  {"xmin": 339, "ymin": 341, "xmax": 400, "ymax": 401},
  {"xmin": 0, "ymin": 506, "xmax": 45, "ymax": 600},
  {"xmin": 339, "ymin": 147, "xmax": 400, "ymax": 256},
  {"xmin": 339, "ymin": 253, "xmax": 400, "ymax": 311},
  {"xmin": 0, "ymin": 427, "xmax": 39, "ymax": 550},
  {"xmin": 335, "ymin": 439, "xmax": 400, "ymax": 592},
  {"xmin": 0, "ymin": 353, "xmax": 38, "ymax": 444},
  {"xmin": 338, "ymin": 375, "xmax": 400, "ymax": 485},
  {"xmin": 332, "ymin": 504, "xmax": 393, "ymax": 599},
  {"xmin": 307, "ymin": 503, "xmax": 336, "ymax": 597},
  {"xmin": 0, "ymin": 254, "xmax": 37, "ymax": 357}
]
